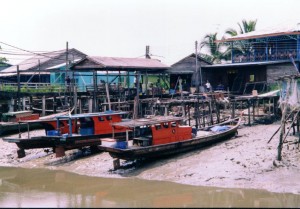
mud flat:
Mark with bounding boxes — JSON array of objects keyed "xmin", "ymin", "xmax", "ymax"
[{"xmin": 1, "ymin": 119, "xmax": 300, "ymax": 194}]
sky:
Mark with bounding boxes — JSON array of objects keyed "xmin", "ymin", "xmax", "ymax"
[{"xmin": 1, "ymin": 0, "xmax": 300, "ymax": 65}]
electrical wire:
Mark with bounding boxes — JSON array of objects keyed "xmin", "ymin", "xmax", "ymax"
[{"xmin": 0, "ymin": 41, "xmax": 67, "ymax": 61}]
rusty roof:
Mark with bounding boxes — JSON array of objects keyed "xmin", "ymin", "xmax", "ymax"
[{"xmin": 73, "ymin": 56, "xmax": 169, "ymax": 70}]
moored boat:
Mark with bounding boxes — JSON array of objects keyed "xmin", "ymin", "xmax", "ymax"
[
  {"xmin": 3, "ymin": 111, "xmax": 129, "ymax": 158},
  {"xmin": 99, "ymin": 115, "xmax": 241, "ymax": 168},
  {"xmin": 0, "ymin": 111, "xmax": 40, "ymax": 136}
]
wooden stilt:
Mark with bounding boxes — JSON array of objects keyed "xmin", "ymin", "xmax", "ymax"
[
  {"xmin": 55, "ymin": 146, "xmax": 66, "ymax": 158},
  {"xmin": 17, "ymin": 149, "xmax": 25, "ymax": 158},
  {"xmin": 113, "ymin": 158, "xmax": 120, "ymax": 170}
]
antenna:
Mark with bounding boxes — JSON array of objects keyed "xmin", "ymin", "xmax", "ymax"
[{"xmin": 145, "ymin": 45, "xmax": 151, "ymax": 59}]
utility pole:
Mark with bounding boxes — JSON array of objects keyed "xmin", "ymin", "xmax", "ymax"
[
  {"xmin": 38, "ymin": 59, "xmax": 41, "ymax": 83},
  {"xmin": 195, "ymin": 41, "xmax": 199, "ymax": 129},
  {"xmin": 145, "ymin": 45, "xmax": 151, "ymax": 59},
  {"xmin": 195, "ymin": 41, "xmax": 198, "ymax": 92},
  {"xmin": 65, "ymin": 42, "xmax": 69, "ymax": 106},
  {"xmin": 145, "ymin": 45, "xmax": 150, "ymax": 95}
]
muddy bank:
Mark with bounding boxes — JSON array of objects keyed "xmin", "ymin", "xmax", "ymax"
[{"xmin": 1, "ymin": 120, "xmax": 300, "ymax": 194}]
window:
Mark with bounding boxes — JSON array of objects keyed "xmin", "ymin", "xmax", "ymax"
[
  {"xmin": 155, "ymin": 124, "xmax": 162, "ymax": 130},
  {"xmin": 106, "ymin": 116, "xmax": 112, "ymax": 121},
  {"xmin": 163, "ymin": 122, "xmax": 169, "ymax": 128},
  {"xmin": 98, "ymin": 117, "xmax": 105, "ymax": 122}
]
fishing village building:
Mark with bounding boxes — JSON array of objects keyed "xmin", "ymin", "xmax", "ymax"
[
  {"xmin": 168, "ymin": 53, "xmax": 212, "ymax": 92},
  {"xmin": 71, "ymin": 56, "xmax": 170, "ymax": 94},
  {"xmin": 171, "ymin": 23, "xmax": 300, "ymax": 95},
  {"xmin": 0, "ymin": 48, "xmax": 87, "ymax": 83}
]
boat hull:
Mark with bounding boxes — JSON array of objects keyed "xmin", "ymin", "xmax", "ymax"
[
  {"xmin": 100, "ymin": 119, "xmax": 240, "ymax": 160},
  {"xmin": 4, "ymin": 132, "xmax": 127, "ymax": 150},
  {"xmin": 0, "ymin": 122, "xmax": 43, "ymax": 136}
]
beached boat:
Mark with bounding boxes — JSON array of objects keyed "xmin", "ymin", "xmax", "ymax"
[
  {"xmin": 0, "ymin": 111, "xmax": 40, "ymax": 136},
  {"xmin": 99, "ymin": 115, "xmax": 241, "ymax": 167},
  {"xmin": 3, "ymin": 111, "xmax": 129, "ymax": 158}
]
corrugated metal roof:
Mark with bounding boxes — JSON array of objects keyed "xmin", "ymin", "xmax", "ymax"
[
  {"xmin": 88, "ymin": 56, "xmax": 169, "ymax": 69},
  {"xmin": 2, "ymin": 49, "xmax": 66, "ymax": 73},
  {"xmin": 46, "ymin": 58, "xmax": 82, "ymax": 70},
  {"xmin": 219, "ymin": 21, "xmax": 300, "ymax": 42}
]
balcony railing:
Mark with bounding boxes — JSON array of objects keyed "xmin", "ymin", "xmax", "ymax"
[{"xmin": 233, "ymin": 49, "xmax": 298, "ymax": 63}]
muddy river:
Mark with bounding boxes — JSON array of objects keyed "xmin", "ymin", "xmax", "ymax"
[{"xmin": 0, "ymin": 166, "xmax": 299, "ymax": 208}]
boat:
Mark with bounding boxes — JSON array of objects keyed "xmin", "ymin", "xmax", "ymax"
[
  {"xmin": 3, "ymin": 111, "xmax": 129, "ymax": 158},
  {"xmin": 0, "ymin": 111, "xmax": 40, "ymax": 136},
  {"xmin": 99, "ymin": 115, "xmax": 241, "ymax": 168}
]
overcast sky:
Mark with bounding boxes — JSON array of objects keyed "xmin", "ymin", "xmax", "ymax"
[{"xmin": 1, "ymin": 0, "xmax": 300, "ymax": 65}]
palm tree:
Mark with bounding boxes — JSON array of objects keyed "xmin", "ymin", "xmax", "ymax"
[
  {"xmin": 200, "ymin": 33, "xmax": 230, "ymax": 64},
  {"xmin": 0, "ymin": 45, "xmax": 8, "ymax": 63},
  {"xmin": 225, "ymin": 19, "xmax": 257, "ymax": 36},
  {"xmin": 225, "ymin": 19, "xmax": 257, "ymax": 55}
]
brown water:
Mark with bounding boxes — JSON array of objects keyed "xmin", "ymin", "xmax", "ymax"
[{"xmin": 0, "ymin": 166, "xmax": 299, "ymax": 208}]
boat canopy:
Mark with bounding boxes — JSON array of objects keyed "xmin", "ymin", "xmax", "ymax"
[
  {"xmin": 55, "ymin": 111, "xmax": 128, "ymax": 120},
  {"xmin": 112, "ymin": 116, "xmax": 184, "ymax": 128}
]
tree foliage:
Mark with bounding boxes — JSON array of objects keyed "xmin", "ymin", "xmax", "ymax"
[
  {"xmin": 200, "ymin": 19, "xmax": 257, "ymax": 62},
  {"xmin": 225, "ymin": 19, "xmax": 257, "ymax": 55},
  {"xmin": 0, "ymin": 45, "xmax": 8, "ymax": 63},
  {"xmin": 200, "ymin": 33, "xmax": 230, "ymax": 64}
]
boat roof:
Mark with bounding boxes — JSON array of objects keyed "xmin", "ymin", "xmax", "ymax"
[
  {"xmin": 2, "ymin": 110, "xmax": 33, "ymax": 116},
  {"xmin": 112, "ymin": 116, "xmax": 184, "ymax": 128},
  {"xmin": 55, "ymin": 111, "xmax": 128, "ymax": 119}
]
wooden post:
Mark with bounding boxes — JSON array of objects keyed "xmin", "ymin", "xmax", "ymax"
[
  {"xmin": 74, "ymin": 85, "xmax": 78, "ymax": 114},
  {"xmin": 113, "ymin": 158, "xmax": 120, "ymax": 170},
  {"xmin": 22, "ymin": 97, "xmax": 26, "ymax": 110},
  {"xmin": 88, "ymin": 97, "xmax": 93, "ymax": 113},
  {"xmin": 208, "ymin": 100, "xmax": 212, "ymax": 125},
  {"xmin": 297, "ymin": 113, "xmax": 300, "ymax": 133},
  {"xmin": 78, "ymin": 97, "xmax": 82, "ymax": 114},
  {"xmin": 105, "ymin": 83, "xmax": 111, "ymax": 110},
  {"xmin": 42, "ymin": 95, "xmax": 46, "ymax": 116},
  {"xmin": 145, "ymin": 70, "xmax": 148, "ymax": 96},
  {"xmin": 215, "ymin": 100, "xmax": 220, "ymax": 124},
  {"xmin": 17, "ymin": 65, "xmax": 21, "ymax": 111},
  {"xmin": 29, "ymin": 96, "xmax": 33, "ymax": 110},
  {"xmin": 247, "ymin": 99, "xmax": 251, "ymax": 126},
  {"xmin": 53, "ymin": 95, "xmax": 57, "ymax": 113},
  {"xmin": 202, "ymin": 100, "xmax": 205, "ymax": 127},
  {"xmin": 92, "ymin": 71, "xmax": 97, "ymax": 112},
  {"xmin": 55, "ymin": 146, "xmax": 66, "ymax": 158},
  {"xmin": 9, "ymin": 98, "xmax": 14, "ymax": 112},
  {"xmin": 252, "ymin": 98, "xmax": 255, "ymax": 122},
  {"xmin": 278, "ymin": 125, "xmax": 284, "ymax": 161},
  {"xmin": 231, "ymin": 99, "xmax": 235, "ymax": 119},
  {"xmin": 133, "ymin": 71, "xmax": 141, "ymax": 119},
  {"xmin": 188, "ymin": 104, "xmax": 191, "ymax": 126}
]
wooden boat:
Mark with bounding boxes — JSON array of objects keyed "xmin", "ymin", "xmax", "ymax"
[
  {"xmin": 0, "ymin": 111, "xmax": 40, "ymax": 136},
  {"xmin": 3, "ymin": 111, "xmax": 129, "ymax": 158},
  {"xmin": 99, "ymin": 115, "xmax": 241, "ymax": 167}
]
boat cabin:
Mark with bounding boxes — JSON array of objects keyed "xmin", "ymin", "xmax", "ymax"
[
  {"xmin": 111, "ymin": 116, "xmax": 192, "ymax": 147},
  {"xmin": 2, "ymin": 111, "xmax": 39, "ymax": 122},
  {"xmin": 43, "ymin": 111, "xmax": 128, "ymax": 137}
]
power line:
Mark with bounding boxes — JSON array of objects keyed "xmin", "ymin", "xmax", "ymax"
[{"xmin": 0, "ymin": 41, "xmax": 66, "ymax": 61}]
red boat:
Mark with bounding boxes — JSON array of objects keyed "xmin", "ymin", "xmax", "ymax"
[
  {"xmin": 3, "ymin": 111, "xmax": 129, "ymax": 158},
  {"xmin": 99, "ymin": 115, "xmax": 241, "ymax": 169}
]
